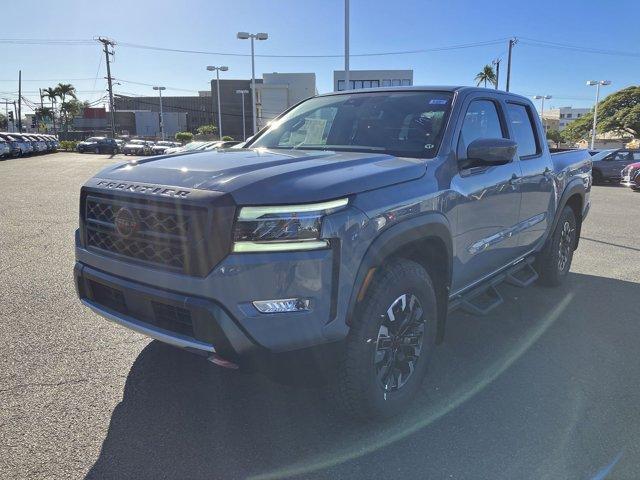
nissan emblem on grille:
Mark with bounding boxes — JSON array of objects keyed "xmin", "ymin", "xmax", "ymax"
[{"xmin": 114, "ymin": 207, "xmax": 138, "ymax": 237}]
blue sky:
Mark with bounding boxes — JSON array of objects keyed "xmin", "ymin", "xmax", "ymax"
[{"xmin": 1, "ymin": 0, "xmax": 638, "ymax": 114}]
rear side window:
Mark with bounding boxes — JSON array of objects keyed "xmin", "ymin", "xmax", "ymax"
[
  {"xmin": 458, "ymin": 100, "xmax": 505, "ymax": 155},
  {"xmin": 506, "ymin": 103, "xmax": 539, "ymax": 157}
]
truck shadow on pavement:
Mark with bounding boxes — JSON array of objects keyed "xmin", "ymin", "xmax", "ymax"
[{"xmin": 85, "ymin": 272, "xmax": 640, "ymax": 480}]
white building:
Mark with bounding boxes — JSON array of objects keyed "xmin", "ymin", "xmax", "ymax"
[
  {"xmin": 333, "ymin": 69, "xmax": 413, "ymax": 91},
  {"xmin": 542, "ymin": 107, "xmax": 591, "ymax": 131},
  {"xmin": 256, "ymin": 73, "xmax": 316, "ymax": 129}
]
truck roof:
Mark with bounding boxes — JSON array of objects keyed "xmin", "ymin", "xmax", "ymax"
[{"xmin": 318, "ymin": 85, "xmax": 532, "ymax": 102}]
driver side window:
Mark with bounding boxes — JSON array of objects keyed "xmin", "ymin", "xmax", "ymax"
[{"xmin": 457, "ymin": 100, "xmax": 505, "ymax": 160}]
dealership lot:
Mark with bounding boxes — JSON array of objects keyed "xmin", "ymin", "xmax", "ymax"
[{"xmin": 1, "ymin": 152, "xmax": 640, "ymax": 479}]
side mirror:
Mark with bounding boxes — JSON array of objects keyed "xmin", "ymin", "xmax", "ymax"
[{"xmin": 466, "ymin": 138, "xmax": 517, "ymax": 167}]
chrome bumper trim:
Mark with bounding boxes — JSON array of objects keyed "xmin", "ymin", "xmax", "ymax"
[{"xmin": 81, "ymin": 298, "xmax": 216, "ymax": 353}]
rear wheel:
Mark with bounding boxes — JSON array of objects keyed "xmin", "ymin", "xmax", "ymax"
[
  {"xmin": 331, "ymin": 259, "xmax": 437, "ymax": 419},
  {"xmin": 536, "ymin": 206, "xmax": 577, "ymax": 286},
  {"xmin": 592, "ymin": 169, "xmax": 603, "ymax": 185}
]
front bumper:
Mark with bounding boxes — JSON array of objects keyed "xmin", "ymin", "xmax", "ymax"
[{"xmin": 75, "ymin": 234, "xmax": 341, "ymax": 360}]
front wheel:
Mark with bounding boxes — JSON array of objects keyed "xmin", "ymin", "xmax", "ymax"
[
  {"xmin": 331, "ymin": 259, "xmax": 438, "ymax": 419},
  {"xmin": 536, "ymin": 206, "xmax": 577, "ymax": 286}
]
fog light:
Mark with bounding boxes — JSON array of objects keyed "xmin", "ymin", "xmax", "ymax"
[{"xmin": 253, "ymin": 298, "xmax": 310, "ymax": 314}]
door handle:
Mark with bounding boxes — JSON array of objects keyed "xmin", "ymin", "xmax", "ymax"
[{"xmin": 543, "ymin": 167, "xmax": 552, "ymax": 178}]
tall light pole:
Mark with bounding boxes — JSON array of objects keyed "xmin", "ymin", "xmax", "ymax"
[
  {"xmin": 587, "ymin": 80, "xmax": 611, "ymax": 150},
  {"xmin": 237, "ymin": 31, "xmax": 268, "ymax": 135},
  {"xmin": 505, "ymin": 37, "xmax": 518, "ymax": 92},
  {"xmin": 533, "ymin": 95, "xmax": 552, "ymax": 132},
  {"xmin": 344, "ymin": 0, "xmax": 350, "ymax": 90},
  {"xmin": 492, "ymin": 58, "xmax": 501, "ymax": 90},
  {"xmin": 206, "ymin": 65, "xmax": 228, "ymax": 139},
  {"xmin": 153, "ymin": 86, "xmax": 166, "ymax": 140},
  {"xmin": 236, "ymin": 89, "xmax": 249, "ymax": 141}
]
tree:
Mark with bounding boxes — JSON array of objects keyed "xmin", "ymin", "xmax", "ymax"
[
  {"xmin": 42, "ymin": 87, "xmax": 58, "ymax": 132},
  {"xmin": 562, "ymin": 86, "xmax": 640, "ymax": 143},
  {"xmin": 546, "ymin": 129, "xmax": 562, "ymax": 148},
  {"xmin": 175, "ymin": 131, "xmax": 193, "ymax": 143},
  {"xmin": 55, "ymin": 83, "xmax": 77, "ymax": 131},
  {"xmin": 474, "ymin": 65, "xmax": 497, "ymax": 88},
  {"xmin": 60, "ymin": 99, "xmax": 87, "ymax": 129},
  {"xmin": 221, "ymin": 135, "xmax": 234, "ymax": 141},
  {"xmin": 196, "ymin": 124, "xmax": 218, "ymax": 136},
  {"xmin": 0, "ymin": 112, "xmax": 6, "ymax": 130}
]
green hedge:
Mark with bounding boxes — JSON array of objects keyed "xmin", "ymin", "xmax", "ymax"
[{"xmin": 59, "ymin": 140, "xmax": 79, "ymax": 151}]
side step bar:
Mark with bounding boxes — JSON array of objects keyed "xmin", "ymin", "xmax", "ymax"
[{"xmin": 449, "ymin": 257, "xmax": 538, "ymax": 316}]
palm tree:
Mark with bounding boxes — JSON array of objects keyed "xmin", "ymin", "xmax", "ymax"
[
  {"xmin": 475, "ymin": 65, "xmax": 497, "ymax": 88},
  {"xmin": 43, "ymin": 87, "xmax": 58, "ymax": 133},
  {"xmin": 55, "ymin": 83, "xmax": 77, "ymax": 131}
]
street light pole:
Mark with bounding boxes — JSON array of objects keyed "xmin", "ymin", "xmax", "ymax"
[
  {"xmin": 236, "ymin": 89, "xmax": 249, "ymax": 141},
  {"xmin": 206, "ymin": 66, "xmax": 229, "ymax": 139},
  {"xmin": 153, "ymin": 86, "xmax": 166, "ymax": 140},
  {"xmin": 533, "ymin": 95, "xmax": 552, "ymax": 132},
  {"xmin": 237, "ymin": 32, "xmax": 268, "ymax": 136},
  {"xmin": 344, "ymin": 0, "xmax": 350, "ymax": 90},
  {"xmin": 587, "ymin": 80, "xmax": 611, "ymax": 150}
]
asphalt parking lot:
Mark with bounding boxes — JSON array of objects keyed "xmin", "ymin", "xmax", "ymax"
[{"xmin": 1, "ymin": 151, "xmax": 639, "ymax": 480}]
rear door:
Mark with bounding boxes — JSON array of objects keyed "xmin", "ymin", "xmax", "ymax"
[
  {"xmin": 450, "ymin": 95, "xmax": 523, "ymax": 292},
  {"xmin": 505, "ymin": 101, "xmax": 555, "ymax": 252},
  {"xmin": 603, "ymin": 150, "xmax": 634, "ymax": 180}
]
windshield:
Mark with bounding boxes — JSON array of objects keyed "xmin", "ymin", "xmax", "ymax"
[
  {"xmin": 250, "ymin": 91, "xmax": 453, "ymax": 159},
  {"xmin": 130, "ymin": 139, "xmax": 146, "ymax": 145}
]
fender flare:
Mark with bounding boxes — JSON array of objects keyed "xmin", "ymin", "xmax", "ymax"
[
  {"xmin": 345, "ymin": 212, "xmax": 453, "ymax": 341},
  {"xmin": 551, "ymin": 179, "xmax": 586, "ymax": 232}
]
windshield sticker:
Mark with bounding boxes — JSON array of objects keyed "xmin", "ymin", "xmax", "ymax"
[{"xmin": 429, "ymin": 99, "xmax": 449, "ymax": 105}]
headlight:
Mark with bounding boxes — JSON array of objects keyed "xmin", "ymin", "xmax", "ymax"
[{"xmin": 232, "ymin": 198, "xmax": 349, "ymax": 253}]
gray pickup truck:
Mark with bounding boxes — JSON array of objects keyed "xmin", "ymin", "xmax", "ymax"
[{"xmin": 74, "ymin": 86, "xmax": 591, "ymax": 418}]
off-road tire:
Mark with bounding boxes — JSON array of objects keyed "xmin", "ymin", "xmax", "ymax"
[
  {"xmin": 331, "ymin": 259, "xmax": 438, "ymax": 420},
  {"xmin": 592, "ymin": 169, "xmax": 603, "ymax": 185},
  {"xmin": 536, "ymin": 206, "xmax": 577, "ymax": 287}
]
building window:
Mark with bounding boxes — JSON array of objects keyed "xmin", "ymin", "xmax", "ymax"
[
  {"xmin": 560, "ymin": 113, "xmax": 565, "ymax": 118},
  {"xmin": 337, "ymin": 80, "xmax": 345, "ymax": 91},
  {"xmin": 566, "ymin": 113, "xmax": 572, "ymax": 118},
  {"xmin": 577, "ymin": 113, "xmax": 581, "ymax": 118},
  {"xmin": 392, "ymin": 79, "xmax": 402, "ymax": 86},
  {"xmin": 401, "ymin": 79, "xmax": 411, "ymax": 86},
  {"xmin": 382, "ymin": 79, "xmax": 391, "ymax": 87}
]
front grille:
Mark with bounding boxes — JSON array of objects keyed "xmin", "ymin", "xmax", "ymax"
[
  {"xmin": 83, "ymin": 194, "xmax": 204, "ymax": 272},
  {"xmin": 87, "ymin": 229, "xmax": 185, "ymax": 269},
  {"xmin": 88, "ymin": 280, "xmax": 194, "ymax": 337}
]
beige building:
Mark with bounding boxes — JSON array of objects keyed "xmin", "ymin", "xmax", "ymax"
[{"xmin": 542, "ymin": 106, "xmax": 590, "ymax": 131}]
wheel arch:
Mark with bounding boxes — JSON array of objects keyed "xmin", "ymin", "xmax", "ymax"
[
  {"xmin": 552, "ymin": 179, "xmax": 586, "ymax": 250},
  {"xmin": 347, "ymin": 213, "xmax": 453, "ymax": 344}
]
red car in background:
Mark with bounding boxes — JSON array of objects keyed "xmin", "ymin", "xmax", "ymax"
[{"xmin": 621, "ymin": 162, "xmax": 640, "ymax": 190}]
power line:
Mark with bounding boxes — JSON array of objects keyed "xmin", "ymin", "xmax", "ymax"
[
  {"xmin": 519, "ymin": 37, "xmax": 640, "ymax": 58},
  {"xmin": 117, "ymin": 38, "xmax": 509, "ymax": 58}
]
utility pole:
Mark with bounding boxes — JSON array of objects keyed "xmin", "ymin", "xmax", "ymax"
[
  {"xmin": 344, "ymin": 0, "xmax": 350, "ymax": 90},
  {"xmin": 492, "ymin": 58, "xmax": 501, "ymax": 90},
  {"xmin": 39, "ymin": 88, "xmax": 44, "ymax": 132},
  {"xmin": 17, "ymin": 70, "xmax": 22, "ymax": 132},
  {"xmin": 98, "ymin": 37, "xmax": 116, "ymax": 137},
  {"xmin": 13, "ymin": 101, "xmax": 18, "ymax": 133},
  {"xmin": 506, "ymin": 38, "xmax": 517, "ymax": 92}
]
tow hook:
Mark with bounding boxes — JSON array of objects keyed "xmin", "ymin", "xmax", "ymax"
[{"xmin": 207, "ymin": 353, "xmax": 239, "ymax": 370}]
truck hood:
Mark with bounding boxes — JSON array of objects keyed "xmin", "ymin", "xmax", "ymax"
[{"xmin": 94, "ymin": 148, "xmax": 426, "ymax": 204}]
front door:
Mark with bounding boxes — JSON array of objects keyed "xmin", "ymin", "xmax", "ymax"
[{"xmin": 450, "ymin": 97, "xmax": 523, "ymax": 293}]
